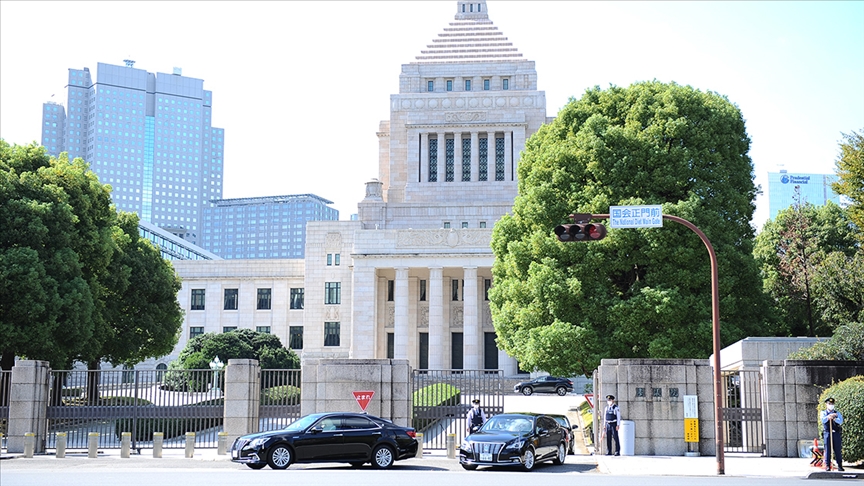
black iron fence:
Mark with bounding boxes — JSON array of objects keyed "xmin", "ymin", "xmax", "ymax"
[
  {"xmin": 259, "ymin": 369, "xmax": 301, "ymax": 431},
  {"xmin": 46, "ymin": 369, "xmax": 224, "ymax": 450},
  {"xmin": 412, "ymin": 369, "xmax": 506, "ymax": 449},
  {"xmin": 721, "ymin": 370, "xmax": 765, "ymax": 454},
  {"xmin": 0, "ymin": 370, "xmax": 10, "ymax": 447}
]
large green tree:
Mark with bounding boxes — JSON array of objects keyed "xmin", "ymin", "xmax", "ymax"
[
  {"xmin": 0, "ymin": 142, "xmax": 116, "ymax": 369},
  {"xmin": 490, "ymin": 81, "xmax": 772, "ymax": 376},
  {"xmin": 753, "ymin": 201, "xmax": 858, "ymax": 337},
  {"xmin": 832, "ymin": 129, "xmax": 864, "ymax": 237},
  {"xmin": 175, "ymin": 328, "xmax": 300, "ymax": 370}
]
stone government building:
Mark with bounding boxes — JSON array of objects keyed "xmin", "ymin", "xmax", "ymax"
[{"xmin": 169, "ymin": 1, "xmax": 549, "ymax": 374}]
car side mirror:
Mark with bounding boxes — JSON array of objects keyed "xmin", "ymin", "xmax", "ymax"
[
  {"xmin": 537, "ymin": 428, "xmax": 548, "ymax": 436},
  {"xmin": 572, "ymin": 425, "xmax": 579, "ymax": 430},
  {"xmin": 310, "ymin": 426, "xmax": 323, "ymax": 434}
]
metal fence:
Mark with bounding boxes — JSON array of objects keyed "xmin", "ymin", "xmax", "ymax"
[
  {"xmin": 721, "ymin": 370, "xmax": 765, "ymax": 454},
  {"xmin": 259, "ymin": 369, "xmax": 301, "ymax": 431},
  {"xmin": 0, "ymin": 370, "xmax": 10, "ymax": 449},
  {"xmin": 412, "ymin": 369, "xmax": 506, "ymax": 449},
  {"xmin": 46, "ymin": 369, "xmax": 224, "ymax": 450}
]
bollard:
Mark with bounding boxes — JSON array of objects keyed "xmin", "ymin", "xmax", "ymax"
[
  {"xmin": 0, "ymin": 433, "xmax": 4, "ymax": 455},
  {"xmin": 217, "ymin": 431, "xmax": 228, "ymax": 455},
  {"xmin": 446, "ymin": 433, "xmax": 456, "ymax": 459},
  {"xmin": 23, "ymin": 433, "xmax": 35, "ymax": 458},
  {"xmin": 415, "ymin": 433, "xmax": 424, "ymax": 458},
  {"xmin": 152, "ymin": 432, "xmax": 163, "ymax": 458},
  {"xmin": 184, "ymin": 432, "xmax": 195, "ymax": 458},
  {"xmin": 56, "ymin": 433, "xmax": 67, "ymax": 458},
  {"xmin": 88, "ymin": 432, "xmax": 99, "ymax": 458},
  {"xmin": 121, "ymin": 432, "xmax": 131, "ymax": 458}
]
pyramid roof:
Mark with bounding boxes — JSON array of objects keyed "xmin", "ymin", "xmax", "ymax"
[{"xmin": 414, "ymin": 1, "xmax": 523, "ymax": 64}]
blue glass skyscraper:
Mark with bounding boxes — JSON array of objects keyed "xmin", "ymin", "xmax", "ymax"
[
  {"xmin": 41, "ymin": 61, "xmax": 224, "ymax": 245},
  {"xmin": 767, "ymin": 171, "xmax": 841, "ymax": 220}
]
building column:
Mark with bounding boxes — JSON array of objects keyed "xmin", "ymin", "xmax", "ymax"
[
  {"xmin": 420, "ymin": 132, "xmax": 429, "ymax": 183},
  {"xmin": 470, "ymin": 131, "xmax": 479, "ymax": 182},
  {"xmin": 436, "ymin": 132, "xmax": 446, "ymax": 183},
  {"xmin": 455, "ymin": 132, "xmax": 465, "ymax": 183},
  {"xmin": 511, "ymin": 127, "xmax": 526, "ymax": 183},
  {"xmin": 350, "ymin": 264, "xmax": 377, "ymax": 359},
  {"xmin": 462, "ymin": 266, "xmax": 479, "ymax": 369},
  {"xmin": 394, "ymin": 267, "xmax": 409, "ymax": 360},
  {"xmin": 428, "ymin": 267, "xmax": 444, "ymax": 369},
  {"xmin": 504, "ymin": 130, "xmax": 513, "ymax": 182}
]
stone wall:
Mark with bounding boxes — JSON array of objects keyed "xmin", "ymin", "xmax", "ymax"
[
  {"xmin": 596, "ymin": 359, "xmax": 716, "ymax": 456},
  {"xmin": 301, "ymin": 359, "xmax": 412, "ymax": 426}
]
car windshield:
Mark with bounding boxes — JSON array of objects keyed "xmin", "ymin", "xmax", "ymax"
[
  {"xmin": 482, "ymin": 416, "xmax": 533, "ymax": 433},
  {"xmin": 282, "ymin": 414, "xmax": 324, "ymax": 433}
]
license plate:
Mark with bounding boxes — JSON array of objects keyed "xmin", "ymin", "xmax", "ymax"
[{"xmin": 480, "ymin": 452, "xmax": 492, "ymax": 462}]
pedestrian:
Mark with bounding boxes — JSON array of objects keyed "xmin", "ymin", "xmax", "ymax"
[
  {"xmin": 821, "ymin": 397, "xmax": 844, "ymax": 472},
  {"xmin": 602, "ymin": 394, "xmax": 621, "ymax": 456},
  {"xmin": 466, "ymin": 398, "xmax": 487, "ymax": 434}
]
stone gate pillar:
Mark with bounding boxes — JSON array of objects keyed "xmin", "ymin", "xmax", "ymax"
[
  {"xmin": 7, "ymin": 360, "xmax": 50, "ymax": 453},
  {"xmin": 224, "ymin": 359, "xmax": 260, "ymax": 446}
]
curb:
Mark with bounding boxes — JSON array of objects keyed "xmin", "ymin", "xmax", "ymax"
[{"xmin": 807, "ymin": 471, "xmax": 864, "ymax": 480}]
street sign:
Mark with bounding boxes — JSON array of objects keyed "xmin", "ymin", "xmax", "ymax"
[
  {"xmin": 352, "ymin": 390, "xmax": 375, "ymax": 411},
  {"xmin": 610, "ymin": 205, "xmax": 663, "ymax": 228},
  {"xmin": 684, "ymin": 395, "xmax": 699, "ymax": 443}
]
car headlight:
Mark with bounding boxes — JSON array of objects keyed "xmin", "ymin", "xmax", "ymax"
[
  {"xmin": 504, "ymin": 439, "xmax": 524, "ymax": 450},
  {"xmin": 249, "ymin": 438, "xmax": 268, "ymax": 448},
  {"xmin": 460, "ymin": 439, "xmax": 471, "ymax": 451}
]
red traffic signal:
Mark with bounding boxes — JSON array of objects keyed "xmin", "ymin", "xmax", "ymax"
[{"xmin": 554, "ymin": 223, "xmax": 607, "ymax": 242}]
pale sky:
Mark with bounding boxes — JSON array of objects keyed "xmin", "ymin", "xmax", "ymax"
[{"xmin": 1, "ymin": 1, "xmax": 862, "ymax": 230}]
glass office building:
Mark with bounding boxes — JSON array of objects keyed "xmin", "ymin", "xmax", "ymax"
[
  {"xmin": 138, "ymin": 220, "xmax": 221, "ymax": 261},
  {"xmin": 41, "ymin": 61, "xmax": 224, "ymax": 246},
  {"xmin": 203, "ymin": 194, "xmax": 339, "ymax": 259},
  {"xmin": 767, "ymin": 171, "xmax": 841, "ymax": 220}
]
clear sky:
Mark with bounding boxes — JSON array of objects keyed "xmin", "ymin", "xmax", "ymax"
[{"xmin": 1, "ymin": 1, "xmax": 862, "ymax": 230}]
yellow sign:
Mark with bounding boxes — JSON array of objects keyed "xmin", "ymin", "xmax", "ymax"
[{"xmin": 684, "ymin": 418, "xmax": 699, "ymax": 442}]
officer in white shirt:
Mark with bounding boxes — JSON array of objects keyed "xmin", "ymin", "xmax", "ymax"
[{"xmin": 602, "ymin": 394, "xmax": 622, "ymax": 456}]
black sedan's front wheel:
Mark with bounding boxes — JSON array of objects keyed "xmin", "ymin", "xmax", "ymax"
[
  {"xmin": 371, "ymin": 444, "xmax": 395, "ymax": 469},
  {"xmin": 556, "ymin": 386, "xmax": 568, "ymax": 396},
  {"xmin": 521, "ymin": 387, "xmax": 533, "ymax": 396},
  {"xmin": 267, "ymin": 444, "xmax": 293, "ymax": 470},
  {"xmin": 521, "ymin": 447, "xmax": 536, "ymax": 471}
]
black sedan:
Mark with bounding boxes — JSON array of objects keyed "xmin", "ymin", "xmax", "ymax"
[
  {"xmin": 230, "ymin": 412, "xmax": 418, "ymax": 470},
  {"xmin": 459, "ymin": 413, "xmax": 568, "ymax": 471},
  {"xmin": 513, "ymin": 376, "xmax": 574, "ymax": 396}
]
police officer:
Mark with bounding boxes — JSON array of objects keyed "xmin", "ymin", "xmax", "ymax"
[
  {"xmin": 602, "ymin": 394, "xmax": 621, "ymax": 456},
  {"xmin": 821, "ymin": 397, "xmax": 844, "ymax": 472},
  {"xmin": 466, "ymin": 398, "xmax": 487, "ymax": 434}
]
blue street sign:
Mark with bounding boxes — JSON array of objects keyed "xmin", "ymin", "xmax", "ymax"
[{"xmin": 610, "ymin": 205, "xmax": 663, "ymax": 228}]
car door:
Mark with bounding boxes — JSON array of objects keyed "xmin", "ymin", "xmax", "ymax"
[
  {"xmin": 535, "ymin": 416, "xmax": 557, "ymax": 459},
  {"xmin": 292, "ymin": 415, "xmax": 345, "ymax": 461},
  {"xmin": 537, "ymin": 376, "xmax": 554, "ymax": 393},
  {"xmin": 339, "ymin": 415, "xmax": 382, "ymax": 460}
]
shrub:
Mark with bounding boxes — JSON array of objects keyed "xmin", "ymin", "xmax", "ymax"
[
  {"xmin": 789, "ymin": 322, "xmax": 864, "ymax": 360},
  {"xmin": 818, "ymin": 376, "xmax": 864, "ymax": 463},
  {"xmin": 261, "ymin": 385, "xmax": 300, "ymax": 405},
  {"xmin": 412, "ymin": 383, "xmax": 461, "ymax": 432}
]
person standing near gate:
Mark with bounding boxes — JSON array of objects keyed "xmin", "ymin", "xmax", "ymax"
[
  {"xmin": 466, "ymin": 398, "xmax": 487, "ymax": 434},
  {"xmin": 821, "ymin": 397, "xmax": 845, "ymax": 471},
  {"xmin": 602, "ymin": 394, "xmax": 621, "ymax": 456}
]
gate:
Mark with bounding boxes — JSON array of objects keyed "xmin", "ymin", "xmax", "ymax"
[
  {"xmin": 0, "ymin": 370, "xmax": 10, "ymax": 449},
  {"xmin": 259, "ymin": 369, "xmax": 301, "ymax": 431},
  {"xmin": 721, "ymin": 370, "xmax": 765, "ymax": 454},
  {"xmin": 411, "ymin": 369, "xmax": 505, "ymax": 449},
  {"xmin": 47, "ymin": 369, "xmax": 224, "ymax": 450}
]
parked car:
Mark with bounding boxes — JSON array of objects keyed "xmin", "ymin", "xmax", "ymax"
[
  {"xmin": 459, "ymin": 413, "xmax": 568, "ymax": 471},
  {"xmin": 230, "ymin": 412, "xmax": 418, "ymax": 470},
  {"xmin": 548, "ymin": 414, "xmax": 578, "ymax": 454},
  {"xmin": 513, "ymin": 376, "xmax": 574, "ymax": 396}
]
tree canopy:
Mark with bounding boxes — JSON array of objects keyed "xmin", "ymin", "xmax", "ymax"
[
  {"xmin": 832, "ymin": 129, "xmax": 864, "ymax": 238},
  {"xmin": 175, "ymin": 328, "xmax": 300, "ymax": 370},
  {"xmin": 490, "ymin": 81, "xmax": 772, "ymax": 376},
  {"xmin": 788, "ymin": 322, "xmax": 864, "ymax": 361}
]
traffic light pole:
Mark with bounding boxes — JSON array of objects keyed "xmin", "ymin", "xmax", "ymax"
[{"xmin": 591, "ymin": 213, "xmax": 724, "ymax": 475}]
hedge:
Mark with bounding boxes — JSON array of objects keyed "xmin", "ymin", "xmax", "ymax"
[
  {"xmin": 818, "ymin": 376, "xmax": 864, "ymax": 463},
  {"xmin": 412, "ymin": 383, "xmax": 461, "ymax": 432},
  {"xmin": 261, "ymin": 385, "xmax": 300, "ymax": 405}
]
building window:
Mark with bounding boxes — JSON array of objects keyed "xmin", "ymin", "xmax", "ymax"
[
  {"xmin": 452, "ymin": 279, "xmax": 459, "ymax": 301},
  {"xmin": 446, "ymin": 80, "xmax": 453, "ymax": 91},
  {"xmin": 387, "ymin": 280, "xmax": 394, "ymax": 301},
  {"xmin": 189, "ymin": 326, "xmax": 204, "ymax": 339},
  {"xmin": 334, "ymin": 253, "xmax": 340, "ymax": 266},
  {"xmin": 289, "ymin": 326, "xmax": 303, "ymax": 349},
  {"xmin": 325, "ymin": 282, "xmax": 341, "ymax": 305},
  {"xmin": 257, "ymin": 288, "xmax": 272, "ymax": 310},
  {"xmin": 445, "ymin": 138, "xmax": 455, "ymax": 182},
  {"xmin": 427, "ymin": 80, "xmax": 434, "ymax": 92},
  {"xmin": 387, "ymin": 332, "xmax": 394, "ymax": 359},
  {"xmin": 479, "ymin": 136, "xmax": 488, "ymax": 181},
  {"xmin": 190, "ymin": 289, "xmax": 205, "ymax": 310},
  {"xmin": 290, "ymin": 288, "xmax": 304, "ymax": 309},
  {"xmin": 324, "ymin": 322, "xmax": 340, "ymax": 346},
  {"xmin": 502, "ymin": 78, "xmax": 509, "ymax": 90},
  {"xmin": 462, "ymin": 137, "xmax": 471, "ymax": 181},
  {"xmin": 256, "ymin": 326, "xmax": 271, "ymax": 334},
  {"xmin": 465, "ymin": 79, "xmax": 471, "ymax": 91},
  {"xmin": 327, "ymin": 253, "xmax": 333, "ymax": 266},
  {"xmin": 461, "ymin": 222, "xmax": 468, "ymax": 228},
  {"xmin": 483, "ymin": 79, "xmax": 490, "ymax": 90},
  {"xmin": 419, "ymin": 280, "xmax": 427, "ymax": 301},
  {"xmin": 224, "ymin": 288, "xmax": 238, "ymax": 310},
  {"xmin": 479, "ymin": 221, "xmax": 487, "ymax": 228},
  {"xmin": 223, "ymin": 326, "xmax": 237, "ymax": 333},
  {"xmin": 484, "ymin": 279, "xmax": 491, "ymax": 300},
  {"xmin": 495, "ymin": 136, "xmax": 505, "ymax": 181},
  {"xmin": 428, "ymin": 137, "xmax": 438, "ymax": 182},
  {"xmin": 443, "ymin": 222, "xmax": 451, "ymax": 229}
]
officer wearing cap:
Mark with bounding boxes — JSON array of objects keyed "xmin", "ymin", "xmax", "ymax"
[
  {"xmin": 821, "ymin": 397, "xmax": 844, "ymax": 471},
  {"xmin": 602, "ymin": 394, "xmax": 622, "ymax": 456},
  {"xmin": 466, "ymin": 398, "xmax": 487, "ymax": 434}
]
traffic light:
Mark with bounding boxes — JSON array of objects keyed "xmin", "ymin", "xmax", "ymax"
[{"xmin": 554, "ymin": 223, "xmax": 607, "ymax": 242}]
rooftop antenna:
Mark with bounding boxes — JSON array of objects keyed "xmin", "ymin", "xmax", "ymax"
[{"xmin": 123, "ymin": 59, "xmax": 135, "ymax": 68}]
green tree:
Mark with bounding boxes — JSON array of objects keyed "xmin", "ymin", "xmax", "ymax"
[
  {"xmin": 789, "ymin": 322, "xmax": 864, "ymax": 360},
  {"xmin": 811, "ymin": 250, "xmax": 864, "ymax": 329},
  {"xmin": 176, "ymin": 328, "xmax": 299, "ymax": 370},
  {"xmin": 0, "ymin": 142, "xmax": 116, "ymax": 370},
  {"xmin": 832, "ymin": 129, "xmax": 864, "ymax": 237},
  {"xmin": 753, "ymin": 201, "xmax": 858, "ymax": 336},
  {"xmin": 490, "ymin": 81, "xmax": 772, "ymax": 376}
]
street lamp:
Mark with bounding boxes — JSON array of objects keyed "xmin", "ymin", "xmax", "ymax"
[{"xmin": 209, "ymin": 356, "xmax": 224, "ymax": 394}]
